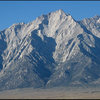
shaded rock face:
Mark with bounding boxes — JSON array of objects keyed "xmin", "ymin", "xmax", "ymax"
[
  {"xmin": 0, "ymin": 32, "xmax": 7, "ymax": 71},
  {"xmin": 0, "ymin": 9, "xmax": 100, "ymax": 90}
]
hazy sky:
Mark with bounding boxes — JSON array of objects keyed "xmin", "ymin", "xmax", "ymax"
[{"xmin": 0, "ymin": 1, "xmax": 100, "ymax": 30}]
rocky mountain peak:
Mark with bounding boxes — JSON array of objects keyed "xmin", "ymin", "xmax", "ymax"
[{"xmin": 0, "ymin": 10, "xmax": 100, "ymax": 91}]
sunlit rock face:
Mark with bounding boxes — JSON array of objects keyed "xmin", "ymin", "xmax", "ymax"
[{"xmin": 0, "ymin": 9, "xmax": 100, "ymax": 90}]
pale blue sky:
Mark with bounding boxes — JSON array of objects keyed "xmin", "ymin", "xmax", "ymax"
[{"xmin": 0, "ymin": 1, "xmax": 100, "ymax": 30}]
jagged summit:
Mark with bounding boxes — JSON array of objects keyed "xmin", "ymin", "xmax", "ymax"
[
  {"xmin": 0, "ymin": 10, "xmax": 100, "ymax": 91},
  {"xmin": 56, "ymin": 9, "xmax": 64, "ymax": 12},
  {"xmin": 53, "ymin": 9, "xmax": 70, "ymax": 16},
  {"xmin": 7, "ymin": 9, "xmax": 72, "ymax": 32}
]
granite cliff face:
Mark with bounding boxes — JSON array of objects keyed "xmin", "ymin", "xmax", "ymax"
[{"xmin": 0, "ymin": 9, "xmax": 100, "ymax": 90}]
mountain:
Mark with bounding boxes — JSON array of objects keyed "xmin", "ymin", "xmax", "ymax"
[{"xmin": 0, "ymin": 9, "xmax": 100, "ymax": 91}]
